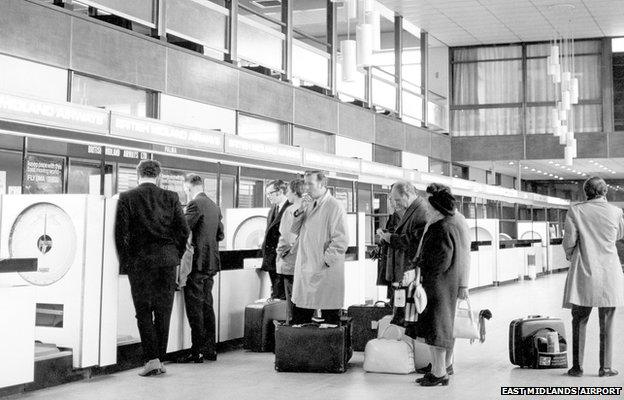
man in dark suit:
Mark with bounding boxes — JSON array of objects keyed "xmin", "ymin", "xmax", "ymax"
[
  {"xmin": 115, "ymin": 160, "xmax": 189, "ymax": 377},
  {"xmin": 178, "ymin": 174, "xmax": 224, "ymax": 363},
  {"xmin": 261, "ymin": 180, "xmax": 291, "ymax": 300}
]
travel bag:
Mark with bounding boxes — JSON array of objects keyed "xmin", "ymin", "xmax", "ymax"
[
  {"xmin": 509, "ymin": 315, "xmax": 567, "ymax": 368},
  {"xmin": 243, "ymin": 299, "xmax": 288, "ymax": 352},
  {"xmin": 347, "ymin": 301, "xmax": 393, "ymax": 351},
  {"xmin": 274, "ymin": 317, "xmax": 353, "ymax": 373},
  {"xmin": 363, "ymin": 324, "xmax": 415, "ymax": 374},
  {"xmin": 376, "ymin": 315, "xmax": 432, "ymax": 369}
]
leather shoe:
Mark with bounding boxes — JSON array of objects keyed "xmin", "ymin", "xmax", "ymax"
[
  {"xmin": 567, "ymin": 366, "xmax": 583, "ymax": 377},
  {"xmin": 176, "ymin": 353, "xmax": 204, "ymax": 364},
  {"xmin": 418, "ymin": 373, "xmax": 449, "ymax": 387},
  {"xmin": 416, "ymin": 363, "xmax": 454, "ymax": 375},
  {"xmin": 599, "ymin": 368, "xmax": 618, "ymax": 377}
]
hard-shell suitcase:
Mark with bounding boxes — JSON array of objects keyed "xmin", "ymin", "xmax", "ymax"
[
  {"xmin": 347, "ymin": 301, "xmax": 393, "ymax": 351},
  {"xmin": 509, "ymin": 315, "xmax": 566, "ymax": 367},
  {"xmin": 274, "ymin": 318, "xmax": 353, "ymax": 373},
  {"xmin": 244, "ymin": 300, "xmax": 288, "ymax": 352}
]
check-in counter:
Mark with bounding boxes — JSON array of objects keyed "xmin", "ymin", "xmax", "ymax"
[
  {"xmin": 469, "ymin": 241, "xmax": 494, "ymax": 289},
  {"xmin": 518, "ymin": 222, "xmax": 547, "ymax": 273},
  {"xmin": 497, "ymin": 240, "xmax": 530, "ymax": 283},
  {"xmin": 548, "ymin": 238, "xmax": 570, "ymax": 271}
]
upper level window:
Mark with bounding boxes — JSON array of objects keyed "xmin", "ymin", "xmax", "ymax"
[
  {"xmin": 237, "ymin": 114, "xmax": 288, "ymax": 144},
  {"xmin": 293, "ymin": 126, "xmax": 334, "ymax": 153},
  {"xmin": 71, "ymin": 74, "xmax": 150, "ymax": 117},
  {"xmin": 373, "ymin": 144, "xmax": 401, "ymax": 167},
  {"xmin": 0, "ymin": 54, "xmax": 67, "ymax": 102}
]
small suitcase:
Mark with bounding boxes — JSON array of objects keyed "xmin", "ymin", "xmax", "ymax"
[
  {"xmin": 274, "ymin": 318, "xmax": 353, "ymax": 373},
  {"xmin": 509, "ymin": 315, "xmax": 566, "ymax": 367},
  {"xmin": 244, "ymin": 300, "xmax": 288, "ymax": 352},
  {"xmin": 347, "ymin": 301, "xmax": 393, "ymax": 351}
]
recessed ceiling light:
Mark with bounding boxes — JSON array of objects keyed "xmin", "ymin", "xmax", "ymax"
[
  {"xmin": 548, "ymin": 161, "xmax": 553, "ymax": 164},
  {"xmin": 554, "ymin": 175, "xmax": 559, "ymax": 178},
  {"xmin": 537, "ymin": 170, "xmax": 542, "ymax": 173},
  {"xmin": 559, "ymin": 177, "xmax": 564, "ymax": 180},
  {"xmin": 549, "ymin": 174, "xmax": 553, "ymax": 176},
  {"xmin": 531, "ymin": 168, "xmax": 536, "ymax": 172},
  {"xmin": 612, "ymin": 171, "xmax": 617, "ymax": 174},
  {"xmin": 523, "ymin": 166, "xmax": 528, "ymax": 170},
  {"xmin": 555, "ymin": 163, "xmax": 560, "ymax": 166},
  {"xmin": 508, "ymin": 161, "xmax": 514, "ymax": 165},
  {"xmin": 543, "ymin": 172, "xmax": 548, "ymax": 175}
]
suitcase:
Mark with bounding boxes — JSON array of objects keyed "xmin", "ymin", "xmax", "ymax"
[
  {"xmin": 364, "ymin": 324, "xmax": 415, "ymax": 374},
  {"xmin": 347, "ymin": 301, "xmax": 393, "ymax": 351},
  {"xmin": 244, "ymin": 300, "xmax": 288, "ymax": 352},
  {"xmin": 509, "ymin": 315, "xmax": 566, "ymax": 367},
  {"xmin": 377, "ymin": 315, "xmax": 431, "ymax": 369},
  {"xmin": 274, "ymin": 318, "xmax": 353, "ymax": 373}
]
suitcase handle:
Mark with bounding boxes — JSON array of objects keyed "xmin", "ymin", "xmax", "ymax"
[
  {"xmin": 527, "ymin": 315, "xmax": 544, "ymax": 319},
  {"xmin": 374, "ymin": 301, "xmax": 388, "ymax": 307}
]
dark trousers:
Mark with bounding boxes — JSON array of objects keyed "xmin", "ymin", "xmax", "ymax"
[
  {"xmin": 291, "ymin": 305, "xmax": 341, "ymax": 325},
  {"xmin": 268, "ymin": 269, "xmax": 285, "ymax": 299},
  {"xmin": 127, "ymin": 266, "xmax": 177, "ymax": 361},
  {"xmin": 282, "ymin": 274, "xmax": 294, "ymax": 322},
  {"xmin": 183, "ymin": 273, "xmax": 216, "ymax": 356},
  {"xmin": 571, "ymin": 305, "xmax": 615, "ymax": 368}
]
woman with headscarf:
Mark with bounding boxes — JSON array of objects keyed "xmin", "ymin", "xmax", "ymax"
[{"xmin": 408, "ymin": 183, "xmax": 471, "ymax": 387}]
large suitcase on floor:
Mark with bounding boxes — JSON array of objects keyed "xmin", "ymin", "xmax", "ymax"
[
  {"xmin": 274, "ymin": 318, "xmax": 353, "ymax": 373},
  {"xmin": 347, "ymin": 301, "xmax": 393, "ymax": 351},
  {"xmin": 244, "ymin": 300, "xmax": 288, "ymax": 352},
  {"xmin": 509, "ymin": 315, "xmax": 566, "ymax": 368}
]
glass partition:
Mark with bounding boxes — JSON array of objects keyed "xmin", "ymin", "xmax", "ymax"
[
  {"xmin": 71, "ymin": 74, "xmax": 149, "ymax": 117},
  {"xmin": 499, "ymin": 201, "xmax": 517, "ymax": 240},
  {"xmin": 238, "ymin": 114, "xmax": 289, "ymax": 144},
  {"xmin": 427, "ymin": 35, "xmax": 448, "ymax": 131},
  {"xmin": 402, "ymin": 27, "xmax": 423, "ymax": 125},
  {"xmin": 371, "ymin": 14, "xmax": 397, "ymax": 111},
  {"xmin": 78, "ymin": 0, "xmax": 155, "ymax": 27},
  {"xmin": 292, "ymin": 0, "xmax": 330, "ymax": 88},
  {"xmin": 238, "ymin": 2, "xmax": 285, "ymax": 72},
  {"xmin": 166, "ymin": 0, "xmax": 228, "ymax": 56}
]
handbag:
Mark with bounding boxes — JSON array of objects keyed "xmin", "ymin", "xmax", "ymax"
[{"xmin": 453, "ymin": 299, "xmax": 480, "ymax": 342}]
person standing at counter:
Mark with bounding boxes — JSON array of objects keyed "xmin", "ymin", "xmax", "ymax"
[
  {"xmin": 276, "ymin": 178, "xmax": 305, "ymax": 320},
  {"xmin": 114, "ymin": 160, "xmax": 189, "ymax": 377},
  {"xmin": 261, "ymin": 180, "xmax": 291, "ymax": 300},
  {"xmin": 378, "ymin": 181, "xmax": 429, "ymax": 286},
  {"xmin": 562, "ymin": 176, "xmax": 624, "ymax": 378},
  {"xmin": 178, "ymin": 174, "xmax": 224, "ymax": 364},
  {"xmin": 290, "ymin": 171, "xmax": 349, "ymax": 324}
]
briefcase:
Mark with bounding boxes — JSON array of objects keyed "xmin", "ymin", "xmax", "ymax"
[
  {"xmin": 274, "ymin": 318, "xmax": 353, "ymax": 373},
  {"xmin": 347, "ymin": 301, "xmax": 393, "ymax": 351},
  {"xmin": 244, "ymin": 300, "xmax": 288, "ymax": 352}
]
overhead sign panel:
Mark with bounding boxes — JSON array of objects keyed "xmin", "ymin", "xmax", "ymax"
[
  {"xmin": 224, "ymin": 135, "xmax": 302, "ymax": 165},
  {"xmin": 302, "ymin": 149, "xmax": 360, "ymax": 174}
]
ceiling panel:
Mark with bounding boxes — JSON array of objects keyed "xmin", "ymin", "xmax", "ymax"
[{"xmin": 377, "ymin": 0, "xmax": 624, "ymax": 46}]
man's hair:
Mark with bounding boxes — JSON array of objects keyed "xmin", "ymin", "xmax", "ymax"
[
  {"xmin": 289, "ymin": 178, "xmax": 305, "ymax": 197},
  {"xmin": 304, "ymin": 170, "xmax": 328, "ymax": 186},
  {"xmin": 137, "ymin": 160, "xmax": 161, "ymax": 178},
  {"xmin": 391, "ymin": 180, "xmax": 418, "ymax": 197},
  {"xmin": 267, "ymin": 179, "xmax": 288, "ymax": 194},
  {"xmin": 583, "ymin": 176, "xmax": 607, "ymax": 200},
  {"xmin": 185, "ymin": 174, "xmax": 203, "ymax": 187}
]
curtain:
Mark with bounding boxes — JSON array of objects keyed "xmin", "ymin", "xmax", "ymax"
[
  {"xmin": 453, "ymin": 60, "xmax": 522, "ymax": 105},
  {"xmin": 451, "ymin": 108, "xmax": 521, "ymax": 136}
]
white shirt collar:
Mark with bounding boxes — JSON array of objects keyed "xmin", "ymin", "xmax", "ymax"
[{"xmin": 277, "ymin": 198, "xmax": 287, "ymax": 210}]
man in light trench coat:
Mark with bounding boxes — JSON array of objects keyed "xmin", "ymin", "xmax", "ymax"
[
  {"xmin": 563, "ymin": 176, "xmax": 624, "ymax": 378},
  {"xmin": 290, "ymin": 170, "xmax": 349, "ymax": 325}
]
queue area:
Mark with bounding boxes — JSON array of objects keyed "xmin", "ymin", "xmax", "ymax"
[{"xmin": 0, "ymin": 91, "xmax": 570, "ymax": 393}]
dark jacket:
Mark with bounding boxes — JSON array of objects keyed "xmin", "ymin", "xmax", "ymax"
[
  {"xmin": 261, "ymin": 201, "xmax": 292, "ymax": 272},
  {"xmin": 408, "ymin": 212, "xmax": 471, "ymax": 349},
  {"xmin": 185, "ymin": 192, "xmax": 224, "ymax": 276},
  {"xmin": 386, "ymin": 197, "xmax": 429, "ymax": 282},
  {"xmin": 377, "ymin": 212, "xmax": 400, "ymax": 287},
  {"xmin": 115, "ymin": 182, "xmax": 189, "ymax": 274}
]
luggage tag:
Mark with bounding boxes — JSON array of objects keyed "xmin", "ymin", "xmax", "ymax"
[{"xmin": 394, "ymin": 288, "xmax": 406, "ymax": 307}]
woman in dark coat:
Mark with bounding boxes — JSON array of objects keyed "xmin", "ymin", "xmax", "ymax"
[{"xmin": 410, "ymin": 183, "xmax": 471, "ymax": 387}]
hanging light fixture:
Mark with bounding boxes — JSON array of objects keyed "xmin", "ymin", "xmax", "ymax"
[
  {"xmin": 356, "ymin": 22, "xmax": 373, "ymax": 67},
  {"xmin": 365, "ymin": 9, "xmax": 381, "ymax": 51},
  {"xmin": 346, "ymin": 0, "xmax": 358, "ymax": 20},
  {"xmin": 546, "ymin": 4, "xmax": 579, "ymax": 167},
  {"xmin": 340, "ymin": 40, "xmax": 357, "ymax": 81},
  {"xmin": 358, "ymin": 0, "xmax": 374, "ymax": 24}
]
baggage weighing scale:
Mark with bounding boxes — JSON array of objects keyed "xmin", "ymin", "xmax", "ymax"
[{"xmin": 0, "ymin": 195, "xmax": 108, "ymax": 369}]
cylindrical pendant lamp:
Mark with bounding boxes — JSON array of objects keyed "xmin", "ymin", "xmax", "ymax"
[
  {"xmin": 365, "ymin": 10, "xmax": 381, "ymax": 51},
  {"xmin": 358, "ymin": 0, "xmax": 373, "ymax": 24},
  {"xmin": 552, "ymin": 67, "xmax": 561, "ymax": 84},
  {"xmin": 559, "ymin": 125, "xmax": 568, "ymax": 145},
  {"xmin": 564, "ymin": 146, "xmax": 574, "ymax": 166},
  {"xmin": 340, "ymin": 40, "xmax": 357, "ymax": 82},
  {"xmin": 570, "ymin": 78, "xmax": 579, "ymax": 104},
  {"xmin": 356, "ymin": 23, "xmax": 373, "ymax": 67},
  {"xmin": 557, "ymin": 102, "xmax": 567, "ymax": 121},
  {"xmin": 347, "ymin": 0, "xmax": 357, "ymax": 20},
  {"xmin": 562, "ymin": 90, "xmax": 571, "ymax": 110},
  {"xmin": 550, "ymin": 108, "xmax": 560, "ymax": 129},
  {"xmin": 550, "ymin": 44, "xmax": 560, "ymax": 60}
]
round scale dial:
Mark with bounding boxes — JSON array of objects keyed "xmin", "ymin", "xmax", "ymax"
[
  {"xmin": 9, "ymin": 202, "xmax": 77, "ymax": 286},
  {"xmin": 233, "ymin": 216, "xmax": 267, "ymax": 250}
]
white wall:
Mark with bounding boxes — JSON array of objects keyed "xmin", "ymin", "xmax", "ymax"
[
  {"xmin": 428, "ymin": 42, "xmax": 449, "ymax": 98},
  {"xmin": 0, "ymin": 54, "xmax": 67, "ymax": 102},
  {"xmin": 401, "ymin": 151, "xmax": 429, "ymax": 171},
  {"xmin": 160, "ymin": 94, "xmax": 236, "ymax": 134},
  {"xmin": 335, "ymin": 136, "xmax": 373, "ymax": 161}
]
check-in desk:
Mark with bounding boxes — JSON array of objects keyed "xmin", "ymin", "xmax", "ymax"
[
  {"xmin": 0, "ymin": 284, "xmax": 35, "ymax": 389},
  {"xmin": 548, "ymin": 238, "xmax": 570, "ymax": 271},
  {"xmin": 466, "ymin": 219, "xmax": 498, "ymax": 288},
  {"xmin": 517, "ymin": 222, "xmax": 548, "ymax": 274},
  {"xmin": 496, "ymin": 239, "xmax": 541, "ymax": 283}
]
